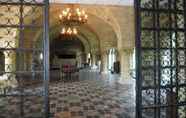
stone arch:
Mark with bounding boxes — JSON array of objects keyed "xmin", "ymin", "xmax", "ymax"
[{"xmin": 20, "ymin": 4, "xmax": 119, "ymax": 53}]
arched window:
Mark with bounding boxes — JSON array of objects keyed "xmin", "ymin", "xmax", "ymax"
[{"xmin": 0, "ymin": 51, "xmax": 5, "ymax": 75}]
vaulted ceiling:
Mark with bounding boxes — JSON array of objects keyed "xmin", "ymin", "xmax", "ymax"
[
  {"xmin": 49, "ymin": 4, "xmax": 135, "ymax": 53},
  {"xmin": 0, "ymin": 3, "xmax": 135, "ymax": 55}
]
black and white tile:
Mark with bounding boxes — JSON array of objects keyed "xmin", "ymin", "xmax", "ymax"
[{"xmin": 0, "ymin": 75, "xmax": 135, "ymax": 118}]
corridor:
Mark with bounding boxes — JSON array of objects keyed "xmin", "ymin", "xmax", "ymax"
[{"xmin": 1, "ymin": 0, "xmax": 185, "ymax": 117}]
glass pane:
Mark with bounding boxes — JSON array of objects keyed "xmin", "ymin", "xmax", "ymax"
[
  {"xmin": 176, "ymin": 14, "xmax": 185, "ymax": 29},
  {"xmin": 141, "ymin": 11, "xmax": 154, "ymax": 28},
  {"xmin": 178, "ymin": 68, "xmax": 186, "ymax": 85},
  {"xmin": 142, "ymin": 89, "xmax": 155, "ymax": 106},
  {"xmin": 0, "ymin": 27, "xmax": 19, "ymax": 48},
  {"xmin": 0, "ymin": 5, "xmax": 20, "ymax": 25},
  {"xmin": 177, "ymin": 50, "xmax": 186, "ymax": 66},
  {"xmin": 23, "ymin": 5, "xmax": 43, "ymax": 26},
  {"xmin": 159, "ymin": 0, "xmax": 169, "ymax": 9},
  {"xmin": 160, "ymin": 68, "xmax": 176, "ymax": 86},
  {"xmin": 142, "ymin": 50, "xmax": 155, "ymax": 67},
  {"xmin": 178, "ymin": 87, "xmax": 186, "ymax": 103},
  {"xmin": 177, "ymin": 32, "xmax": 186, "ymax": 48},
  {"xmin": 0, "ymin": 96, "xmax": 21, "ymax": 117},
  {"xmin": 23, "ymin": 96, "xmax": 44, "ymax": 118},
  {"xmin": 159, "ymin": 13, "xmax": 170, "ymax": 28},
  {"xmin": 142, "ymin": 108, "xmax": 155, "ymax": 118},
  {"xmin": 160, "ymin": 31, "xmax": 171, "ymax": 48},
  {"xmin": 141, "ymin": 30, "xmax": 154, "ymax": 48},
  {"xmin": 142, "ymin": 69, "xmax": 155, "ymax": 87},
  {"xmin": 140, "ymin": 0, "xmax": 153, "ymax": 9},
  {"xmin": 176, "ymin": 0, "xmax": 184, "ymax": 10},
  {"xmin": 178, "ymin": 106, "xmax": 186, "ymax": 118}
]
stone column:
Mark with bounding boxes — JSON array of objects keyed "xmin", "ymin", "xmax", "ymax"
[
  {"xmin": 100, "ymin": 50, "xmax": 109, "ymax": 73},
  {"xmin": 76, "ymin": 52, "xmax": 82, "ymax": 68},
  {"xmin": 77, "ymin": 56, "xmax": 81, "ymax": 68},
  {"xmin": 81, "ymin": 53, "xmax": 86, "ymax": 67},
  {"xmin": 116, "ymin": 50, "xmax": 120, "ymax": 62},
  {"xmin": 91, "ymin": 52, "xmax": 97, "ymax": 67},
  {"xmin": 119, "ymin": 49, "xmax": 133, "ymax": 79},
  {"xmin": 87, "ymin": 53, "xmax": 91, "ymax": 66}
]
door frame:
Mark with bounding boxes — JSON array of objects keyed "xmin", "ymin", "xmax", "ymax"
[{"xmin": 134, "ymin": 0, "xmax": 186, "ymax": 118}]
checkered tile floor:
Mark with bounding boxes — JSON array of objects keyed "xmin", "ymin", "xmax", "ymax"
[{"xmin": 0, "ymin": 76, "xmax": 135, "ymax": 118}]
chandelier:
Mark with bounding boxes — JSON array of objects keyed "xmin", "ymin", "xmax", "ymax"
[
  {"xmin": 59, "ymin": 6, "xmax": 88, "ymax": 35},
  {"xmin": 61, "ymin": 27, "xmax": 78, "ymax": 35}
]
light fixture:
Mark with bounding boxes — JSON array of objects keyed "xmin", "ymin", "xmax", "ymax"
[
  {"xmin": 61, "ymin": 27, "xmax": 78, "ymax": 35},
  {"xmin": 59, "ymin": 6, "xmax": 88, "ymax": 25},
  {"xmin": 59, "ymin": 5, "xmax": 88, "ymax": 35}
]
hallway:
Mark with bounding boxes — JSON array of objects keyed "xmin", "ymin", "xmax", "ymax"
[
  {"xmin": 1, "ymin": 0, "xmax": 186, "ymax": 117},
  {"xmin": 0, "ymin": 71, "xmax": 135, "ymax": 118},
  {"xmin": 0, "ymin": 2, "xmax": 136, "ymax": 117}
]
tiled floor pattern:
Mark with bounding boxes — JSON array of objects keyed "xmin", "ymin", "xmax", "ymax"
[{"xmin": 0, "ymin": 77, "xmax": 135, "ymax": 118}]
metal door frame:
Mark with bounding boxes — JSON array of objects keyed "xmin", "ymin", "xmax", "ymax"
[
  {"xmin": 43, "ymin": 0, "xmax": 50, "ymax": 117},
  {"xmin": 0, "ymin": 0, "xmax": 50, "ymax": 117},
  {"xmin": 135, "ymin": 0, "xmax": 186, "ymax": 118}
]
